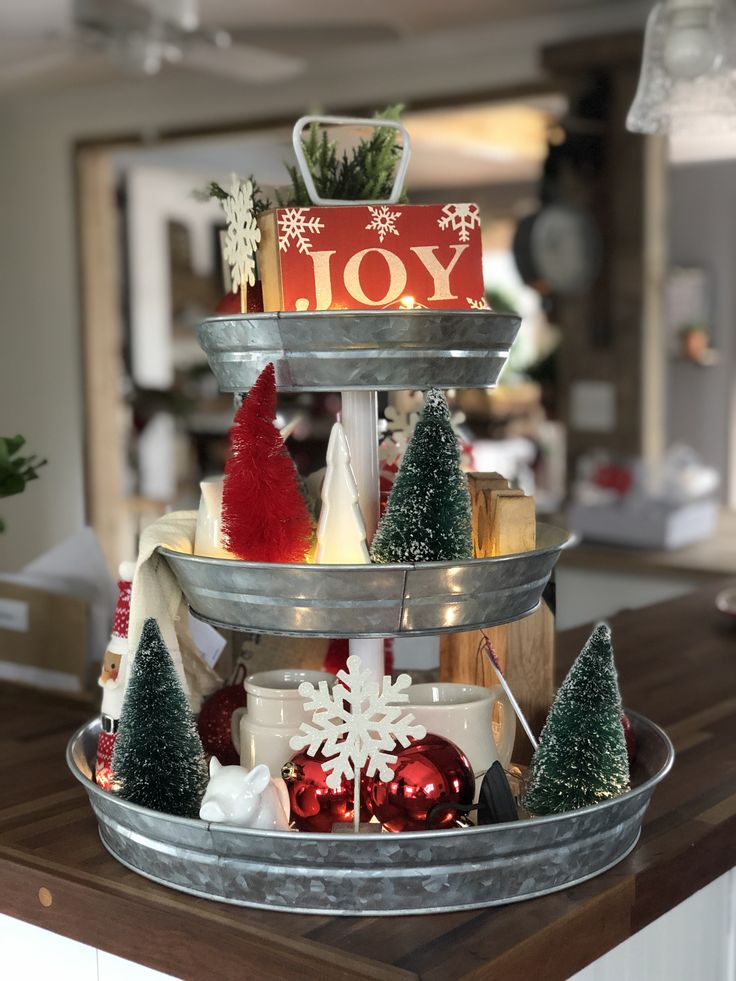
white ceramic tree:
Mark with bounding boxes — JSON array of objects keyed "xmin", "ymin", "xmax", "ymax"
[{"xmin": 316, "ymin": 422, "xmax": 370, "ymax": 564}]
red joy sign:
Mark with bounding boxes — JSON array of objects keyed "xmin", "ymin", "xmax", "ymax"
[{"xmin": 258, "ymin": 203, "xmax": 487, "ymax": 313}]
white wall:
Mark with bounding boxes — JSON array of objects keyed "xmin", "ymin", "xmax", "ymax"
[
  {"xmin": 0, "ymin": 3, "xmax": 649, "ymax": 570},
  {"xmin": 668, "ymin": 161, "xmax": 736, "ymax": 505}
]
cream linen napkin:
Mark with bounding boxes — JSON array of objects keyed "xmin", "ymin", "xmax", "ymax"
[{"xmin": 120, "ymin": 510, "xmax": 220, "ymax": 712}]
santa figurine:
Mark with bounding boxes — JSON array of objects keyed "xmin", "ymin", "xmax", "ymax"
[{"xmin": 95, "ymin": 561, "xmax": 135, "ymax": 789}]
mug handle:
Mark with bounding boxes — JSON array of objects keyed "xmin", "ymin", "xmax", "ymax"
[
  {"xmin": 487, "ymin": 687, "xmax": 516, "ymax": 768},
  {"xmin": 231, "ymin": 707, "xmax": 247, "ymax": 756}
]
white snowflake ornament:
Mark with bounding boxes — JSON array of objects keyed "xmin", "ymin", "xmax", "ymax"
[
  {"xmin": 438, "ymin": 203, "xmax": 481, "ymax": 242},
  {"xmin": 290, "ymin": 655, "xmax": 426, "ymax": 831},
  {"xmin": 221, "ymin": 175, "xmax": 261, "ymax": 299}
]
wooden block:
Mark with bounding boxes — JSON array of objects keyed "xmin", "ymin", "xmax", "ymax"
[
  {"xmin": 505, "ymin": 600, "xmax": 555, "ymax": 763},
  {"xmin": 472, "ymin": 492, "xmax": 488, "ymax": 559},
  {"xmin": 439, "ymin": 630, "xmax": 500, "ymax": 687},
  {"xmin": 257, "ymin": 210, "xmax": 282, "ymax": 312},
  {"xmin": 467, "ymin": 472, "xmax": 510, "ymax": 558},
  {"xmin": 489, "ymin": 493, "xmax": 536, "ymax": 556},
  {"xmin": 440, "ymin": 488, "xmax": 552, "ymax": 765},
  {"xmin": 468, "ymin": 472, "xmax": 509, "ymax": 489}
]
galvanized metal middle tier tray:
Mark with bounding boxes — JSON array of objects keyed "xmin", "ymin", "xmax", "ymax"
[
  {"xmin": 67, "ymin": 712, "xmax": 673, "ymax": 916},
  {"xmin": 160, "ymin": 522, "xmax": 572, "ymax": 638},
  {"xmin": 196, "ymin": 309, "xmax": 521, "ymax": 392}
]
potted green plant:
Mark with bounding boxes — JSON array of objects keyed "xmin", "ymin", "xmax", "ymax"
[{"xmin": 0, "ymin": 435, "xmax": 46, "ymax": 532}]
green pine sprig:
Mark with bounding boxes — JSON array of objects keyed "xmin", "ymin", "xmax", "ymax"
[
  {"xmin": 198, "ymin": 177, "xmax": 272, "ymax": 215},
  {"xmin": 277, "ymin": 105, "xmax": 409, "ymax": 206}
]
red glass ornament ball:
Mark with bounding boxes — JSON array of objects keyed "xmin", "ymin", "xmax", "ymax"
[
  {"xmin": 197, "ymin": 684, "xmax": 246, "ymax": 766},
  {"xmin": 282, "ymin": 750, "xmax": 372, "ymax": 833},
  {"xmin": 368, "ymin": 733, "xmax": 475, "ymax": 833},
  {"xmin": 621, "ymin": 712, "xmax": 636, "ymax": 765}
]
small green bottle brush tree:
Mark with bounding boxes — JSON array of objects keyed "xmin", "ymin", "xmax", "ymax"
[
  {"xmin": 523, "ymin": 622, "xmax": 631, "ymax": 816},
  {"xmin": 370, "ymin": 389, "xmax": 472, "ymax": 564},
  {"xmin": 112, "ymin": 618, "xmax": 209, "ymax": 818}
]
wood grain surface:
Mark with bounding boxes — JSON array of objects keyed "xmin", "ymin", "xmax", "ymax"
[
  {"xmin": 441, "ymin": 480, "xmax": 552, "ymax": 764},
  {"xmin": 2, "ymin": 583, "xmax": 736, "ymax": 981}
]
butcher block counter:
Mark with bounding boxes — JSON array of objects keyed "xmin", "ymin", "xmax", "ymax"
[{"xmin": 1, "ymin": 582, "xmax": 735, "ymax": 981}]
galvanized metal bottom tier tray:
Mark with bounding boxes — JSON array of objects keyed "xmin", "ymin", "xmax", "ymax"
[
  {"xmin": 67, "ymin": 712, "xmax": 673, "ymax": 916},
  {"xmin": 160, "ymin": 522, "xmax": 572, "ymax": 638}
]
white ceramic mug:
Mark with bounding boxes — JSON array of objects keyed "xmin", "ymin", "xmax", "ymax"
[
  {"xmin": 231, "ymin": 669, "xmax": 335, "ymax": 778},
  {"xmin": 406, "ymin": 683, "xmax": 515, "ymax": 786}
]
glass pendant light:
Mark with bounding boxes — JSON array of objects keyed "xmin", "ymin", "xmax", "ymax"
[{"xmin": 627, "ymin": 0, "xmax": 736, "ymax": 159}]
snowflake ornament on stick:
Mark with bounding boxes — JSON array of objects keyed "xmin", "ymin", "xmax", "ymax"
[
  {"xmin": 221, "ymin": 174, "xmax": 261, "ymax": 312},
  {"xmin": 290, "ymin": 655, "xmax": 426, "ymax": 831}
]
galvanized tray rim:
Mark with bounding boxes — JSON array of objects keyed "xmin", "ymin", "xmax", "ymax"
[
  {"xmin": 95, "ymin": 830, "xmax": 642, "ymax": 916},
  {"xmin": 201, "ymin": 309, "xmax": 520, "ymax": 326},
  {"xmin": 158, "ymin": 522, "xmax": 575, "ymax": 574},
  {"xmin": 66, "ymin": 710, "xmax": 673, "ymax": 842},
  {"xmin": 187, "ymin": 601, "xmax": 542, "ymax": 640}
]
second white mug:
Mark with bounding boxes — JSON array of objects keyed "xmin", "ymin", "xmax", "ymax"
[
  {"xmin": 406, "ymin": 682, "xmax": 515, "ymax": 786},
  {"xmin": 231, "ymin": 669, "xmax": 335, "ymax": 778}
]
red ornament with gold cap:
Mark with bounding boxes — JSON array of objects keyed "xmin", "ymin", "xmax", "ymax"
[{"xmin": 95, "ymin": 562, "xmax": 135, "ymax": 789}]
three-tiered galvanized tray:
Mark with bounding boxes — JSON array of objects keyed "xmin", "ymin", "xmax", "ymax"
[{"xmin": 68, "ymin": 308, "xmax": 673, "ymax": 915}]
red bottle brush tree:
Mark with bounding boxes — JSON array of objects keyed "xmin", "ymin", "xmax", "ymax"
[{"xmin": 221, "ymin": 362, "xmax": 312, "ymax": 562}]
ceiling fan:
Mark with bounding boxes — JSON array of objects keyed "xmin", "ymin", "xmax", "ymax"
[{"xmin": 0, "ymin": 0, "xmax": 307, "ymax": 89}]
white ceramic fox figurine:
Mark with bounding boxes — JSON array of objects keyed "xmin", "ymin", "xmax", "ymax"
[{"xmin": 199, "ymin": 758, "xmax": 290, "ymax": 830}]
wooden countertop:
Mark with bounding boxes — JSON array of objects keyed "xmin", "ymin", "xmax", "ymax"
[
  {"xmin": 559, "ymin": 508, "xmax": 736, "ymax": 580},
  {"xmin": 2, "ymin": 583, "xmax": 736, "ymax": 981}
]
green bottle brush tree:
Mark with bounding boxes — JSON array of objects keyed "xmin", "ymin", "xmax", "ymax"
[
  {"xmin": 523, "ymin": 622, "xmax": 631, "ymax": 816},
  {"xmin": 112, "ymin": 618, "xmax": 209, "ymax": 818},
  {"xmin": 370, "ymin": 389, "xmax": 472, "ymax": 564}
]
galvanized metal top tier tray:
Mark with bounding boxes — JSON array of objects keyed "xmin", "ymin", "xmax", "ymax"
[
  {"xmin": 67, "ymin": 712, "xmax": 673, "ymax": 916},
  {"xmin": 197, "ymin": 309, "xmax": 521, "ymax": 392},
  {"xmin": 160, "ymin": 522, "xmax": 572, "ymax": 638}
]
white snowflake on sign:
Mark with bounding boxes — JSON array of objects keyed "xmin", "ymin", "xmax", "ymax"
[
  {"xmin": 278, "ymin": 208, "xmax": 325, "ymax": 254},
  {"xmin": 221, "ymin": 175, "xmax": 261, "ymax": 293},
  {"xmin": 466, "ymin": 296, "xmax": 491, "ymax": 310},
  {"xmin": 438, "ymin": 203, "xmax": 481, "ymax": 242},
  {"xmin": 290, "ymin": 654, "xmax": 426, "ymax": 831},
  {"xmin": 365, "ymin": 205, "xmax": 402, "ymax": 243}
]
